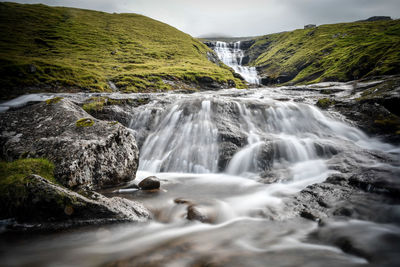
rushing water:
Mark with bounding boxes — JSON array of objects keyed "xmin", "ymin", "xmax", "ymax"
[
  {"xmin": 1, "ymin": 84, "xmax": 400, "ymax": 266},
  {"xmin": 214, "ymin": 41, "xmax": 260, "ymax": 85}
]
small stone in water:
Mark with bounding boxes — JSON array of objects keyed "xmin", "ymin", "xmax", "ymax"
[
  {"xmin": 174, "ymin": 198, "xmax": 193, "ymax": 205},
  {"xmin": 139, "ymin": 176, "xmax": 160, "ymax": 190}
]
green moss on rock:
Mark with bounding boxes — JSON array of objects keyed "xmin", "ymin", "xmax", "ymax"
[
  {"xmin": 76, "ymin": 117, "xmax": 95, "ymax": 127},
  {"xmin": 45, "ymin": 96, "xmax": 63, "ymax": 104},
  {"xmin": 0, "ymin": 158, "xmax": 56, "ymax": 186},
  {"xmin": 316, "ymin": 98, "xmax": 336, "ymax": 109}
]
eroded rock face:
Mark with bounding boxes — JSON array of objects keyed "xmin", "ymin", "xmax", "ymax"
[
  {"xmin": 0, "ymin": 174, "xmax": 149, "ymax": 228},
  {"xmin": 0, "ymin": 99, "xmax": 139, "ymax": 189}
]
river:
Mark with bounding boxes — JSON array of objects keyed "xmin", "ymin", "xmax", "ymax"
[{"xmin": 1, "ymin": 84, "xmax": 399, "ymax": 266}]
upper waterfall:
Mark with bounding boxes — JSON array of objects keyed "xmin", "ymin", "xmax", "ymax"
[{"xmin": 214, "ymin": 41, "xmax": 260, "ymax": 85}]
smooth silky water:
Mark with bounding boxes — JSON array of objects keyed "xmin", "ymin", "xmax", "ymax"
[{"xmin": 1, "ymin": 85, "xmax": 399, "ymax": 267}]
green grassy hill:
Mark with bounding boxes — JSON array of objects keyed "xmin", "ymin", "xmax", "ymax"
[
  {"xmin": 247, "ymin": 19, "xmax": 400, "ymax": 84},
  {"xmin": 0, "ymin": 2, "xmax": 244, "ymax": 99}
]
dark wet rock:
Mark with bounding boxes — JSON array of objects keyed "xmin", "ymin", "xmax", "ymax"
[
  {"xmin": 174, "ymin": 198, "xmax": 193, "ymax": 205},
  {"xmin": 0, "ymin": 99, "xmax": 139, "ymax": 190},
  {"xmin": 332, "ymin": 76, "xmax": 400, "ymax": 143},
  {"xmin": 300, "ymin": 210, "xmax": 320, "ymax": 221},
  {"xmin": 0, "ymin": 174, "xmax": 150, "ymax": 229},
  {"xmin": 311, "ymin": 219, "xmax": 400, "ymax": 266},
  {"xmin": 217, "ymin": 142, "xmax": 240, "ymax": 171},
  {"xmin": 280, "ymin": 151, "xmax": 400, "ymax": 224},
  {"xmin": 186, "ymin": 205, "xmax": 214, "ymax": 223},
  {"xmin": 139, "ymin": 176, "xmax": 160, "ymax": 190},
  {"xmin": 316, "ymin": 98, "xmax": 335, "ymax": 109},
  {"xmin": 260, "ymin": 73, "xmax": 296, "ymax": 85},
  {"xmin": 196, "ymin": 76, "xmax": 222, "ymax": 89},
  {"xmin": 28, "ymin": 64, "xmax": 36, "ymax": 73}
]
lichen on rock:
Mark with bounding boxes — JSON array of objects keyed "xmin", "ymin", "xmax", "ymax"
[
  {"xmin": 0, "ymin": 98, "xmax": 140, "ymax": 190},
  {"xmin": 76, "ymin": 117, "xmax": 95, "ymax": 127}
]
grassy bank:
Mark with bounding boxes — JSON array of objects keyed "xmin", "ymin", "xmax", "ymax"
[
  {"xmin": 247, "ymin": 19, "xmax": 400, "ymax": 84},
  {"xmin": 0, "ymin": 2, "xmax": 244, "ymax": 99}
]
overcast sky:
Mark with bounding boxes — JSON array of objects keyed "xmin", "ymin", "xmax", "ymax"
[{"xmin": 5, "ymin": 0, "xmax": 400, "ymax": 37}]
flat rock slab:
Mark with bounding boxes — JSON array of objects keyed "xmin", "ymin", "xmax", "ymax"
[{"xmin": 0, "ymin": 98, "xmax": 139, "ymax": 189}]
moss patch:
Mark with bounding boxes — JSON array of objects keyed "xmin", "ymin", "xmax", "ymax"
[
  {"xmin": 316, "ymin": 98, "xmax": 336, "ymax": 109},
  {"xmin": 0, "ymin": 158, "xmax": 56, "ymax": 189},
  {"xmin": 76, "ymin": 117, "xmax": 94, "ymax": 127},
  {"xmin": 45, "ymin": 96, "xmax": 63, "ymax": 104}
]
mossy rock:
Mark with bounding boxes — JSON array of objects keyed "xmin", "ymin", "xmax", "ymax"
[
  {"xmin": 316, "ymin": 98, "xmax": 335, "ymax": 109},
  {"xmin": 76, "ymin": 118, "xmax": 95, "ymax": 127},
  {"xmin": 45, "ymin": 96, "xmax": 64, "ymax": 105}
]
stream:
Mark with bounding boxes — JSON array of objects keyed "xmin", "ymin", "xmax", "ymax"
[{"xmin": 1, "ymin": 84, "xmax": 400, "ymax": 266}]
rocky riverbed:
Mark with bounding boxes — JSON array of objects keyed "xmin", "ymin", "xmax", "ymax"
[{"xmin": 0, "ymin": 76, "xmax": 399, "ymax": 266}]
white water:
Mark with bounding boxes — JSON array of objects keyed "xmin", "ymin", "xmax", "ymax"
[
  {"xmin": 214, "ymin": 41, "xmax": 260, "ymax": 85},
  {"xmin": 139, "ymin": 100, "xmax": 219, "ymax": 173},
  {"xmin": 1, "ymin": 86, "xmax": 400, "ymax": 266}
]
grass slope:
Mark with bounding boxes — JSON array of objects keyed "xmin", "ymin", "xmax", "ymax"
[
  {"xmin": 0, "ymin": 2, "xmax": 244, "ymax": 99},
  {"xmin": 248, "ymin": 19, "xmax": 400, "ymax": 84}
]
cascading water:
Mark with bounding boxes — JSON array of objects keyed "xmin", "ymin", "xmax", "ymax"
[
  {"xmin": 138, "ymin": 99, "xmax": 219, "ymax": 173},
  {"xmin": 2, "ymin": 85, "xmax": 400, "ymax": 267},
  {"xmin": 214, "ymin": 41, "xmax": 260, "ymax": 85}
]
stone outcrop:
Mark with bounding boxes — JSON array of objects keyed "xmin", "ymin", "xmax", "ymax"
[
  {"xmin": 0, "ymin": 98, "xmax": 140, "ymax": 189},
  {"xmin": 0, "ymin": 174, "xmax": 149, "ymax": 229}
]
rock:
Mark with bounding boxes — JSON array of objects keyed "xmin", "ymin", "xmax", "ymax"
[
  {"xmin": 174, "ymin": 198, "xmax": 193, "ymax": 205},
  {"xmin": 195, "ymin": 76, "xmax": 222, "ymax": 90},
  {"xmin": 206, "ymin": 51, "xmax": 221, "ymax": 65},
  {"xmin": 0, "ymin": 98, "xmax": 139, "ymax": 190},
  {"xmin": 108, "ymin": 81, "xmax": 118, "ymax": 91},
  {"xmin": 0, "ymin": 174, "xmax": 149, "ymax": 228},
  {"xmin": 304, "ymin": 24, "xmax": 316, "ymax": 29},
  {"xmin": 138, "ymin": 176, "xmax": 160, "ymax": 190},
  {"xmin": 28, "ymin": 64, "xmax": 36, "ymax": 73},
  {"xmin": 186, "ymin": 205, "xmax": 215, "ymax": 223},
  {"xmin": 316, "ymin": 98, "xmax": 335, "ymax": 109}
]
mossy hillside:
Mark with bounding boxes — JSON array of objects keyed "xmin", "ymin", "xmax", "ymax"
[
  {"xmin": 248, "ymin": 19, "xmax": 400, "ymax": 84},
  {"xmin": 0, "ymin": 2, "xmax": 244, "ymax": 99}
]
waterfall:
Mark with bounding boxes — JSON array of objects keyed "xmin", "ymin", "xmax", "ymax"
[
  {"xmin": 129, "ymin": 92, "xmax": 395, "ymax": 178},
  {"xmin": 138, "ymin": 99, "xmax": 219, "ymax": 173},
  {"xmin": 214, "ymin": 41, "xmax": 260, "ymax": 85}
]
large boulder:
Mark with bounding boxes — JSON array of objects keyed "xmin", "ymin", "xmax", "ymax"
[
  {"xmin": 0, "ymin": 98, "xmax": 139, "ymax": 189},
  {"xmin": 0, "ymin": 174, "xmax": 149, "ymax": 228}
]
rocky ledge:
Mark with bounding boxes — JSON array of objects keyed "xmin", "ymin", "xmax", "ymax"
[
  {"xmin": 0, "ymin": 97, "xmax": 150, "ymax": 230},
  {"xmin": 0, "ymin": 174, "xmax": 149, "ymax": 231},
  {"xmin": 0, "ymin": 97, "xmax": 139, "ymax": 190}
]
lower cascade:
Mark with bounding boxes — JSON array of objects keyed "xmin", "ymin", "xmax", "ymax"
[
  {"xmin": 214, "ymin": 41, "xmax": 260, "ymax": 85},
  {"xmin": 2, "ymin": 86, "xmax": 400, "ymax": 266}
]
